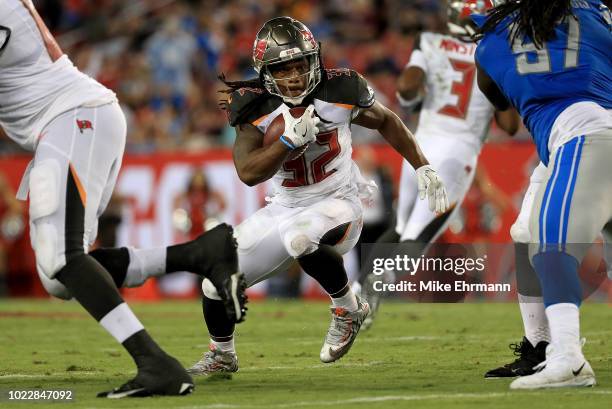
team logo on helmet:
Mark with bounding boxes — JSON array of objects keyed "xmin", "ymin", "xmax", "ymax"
[
  {"xmin": 300, "ymin": 29, "xmax": 316, "ymax": 48},
  {"xmin": 462, "ymin": 0, "xmax": 492, "ymax": 16},
  {"xmin": 253, "ymin": 39, "xmax": 268, "ymax": 62},
  {"xmin": 448, "ymin": 0, "xmax": 493, "ymax": 40}
]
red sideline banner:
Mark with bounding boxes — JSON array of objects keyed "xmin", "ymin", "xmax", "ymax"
[{"xmin": 0, "ymin": 142, "xmax": 543, "ymax": 299}]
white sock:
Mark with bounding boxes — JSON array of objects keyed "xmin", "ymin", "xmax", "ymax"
[
  {"xmin": 99, "ymin": 303, "xmax": 145, "ymax": 343},
  {"xmin": 330, "ymin": 285, "xmax": 359, "ymax": 312},
  {"xmin": 123, "ymin": 247, "xmax": 167, "ymax": 287},
  {"xmin": 518, "ymin": 294, "xmax": 550, "ymax": 345},
  {"xmin": 545, "ymin": 303, "xmax": 581, "ymax": 352},
  {"xmin": 211, "ymin": 337, "xmax": 235, "ymax": 353}
]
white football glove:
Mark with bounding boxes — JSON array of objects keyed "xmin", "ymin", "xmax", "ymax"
[
  {"xmin": 416, "ymin": 165, "xmax": 449, "ymax": 214},
  {"xmin": 280, "ymin": 105, "xmax": 320, "ymax": 149}
]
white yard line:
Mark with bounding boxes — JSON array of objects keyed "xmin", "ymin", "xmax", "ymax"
[
  {"xmin": 195, "ymin": 335, "xmax": 441, "ymax": 349},
  {"xmin": 238, "ymin": 361, "xmax": 387, "ymax": 372},
  {"xmin": 0, "ymin": 371, "xmax": 101, "ymax": 378}
]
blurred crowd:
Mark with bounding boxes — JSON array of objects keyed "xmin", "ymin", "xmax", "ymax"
[{"xmin": 0, "ymin": 0, "xmax": 450, "ymax": 154}]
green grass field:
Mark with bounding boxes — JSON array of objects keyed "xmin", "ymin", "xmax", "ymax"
[{"xmin": 0, "ymin": 299, "xmax": 610, "ymax": 409}]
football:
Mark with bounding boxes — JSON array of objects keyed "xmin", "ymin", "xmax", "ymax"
[{"xmin": 263, "ymin": 106, "xmax": 308, "ymax": 160}]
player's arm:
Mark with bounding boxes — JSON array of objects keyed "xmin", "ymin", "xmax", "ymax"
[
  {"xmin": 476, "ymin": 61, "xmax": 510, "ymax": 111},
  {"xmin": 232, "ymin": 123, "xmax": 292, "ymax": 186},
  {"xmin": 353, "ymin": 101, "xmax": 429, "ymax": 170},
  {"xmin": 494, "ymin": 108, "xmax": 520, "ymax": 136},
  {"xmin": 396, "ymin": 34, "xmax": 427, "ymax": 110},
  {"xmin": 20, "ymin": 0, "xmax": 63, "ymax": 61},
  {"xmin": 353, "ymin": 101, "xmax": 448, "ymax": 213},
  {"xmin": 397, "ymin": 66, "xmax": 426, "ymax": 108}
]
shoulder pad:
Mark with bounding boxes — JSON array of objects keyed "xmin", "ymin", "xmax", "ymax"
[
  {"xmin": 317, "ymin": 68, "xmax": 375, "ymax": 108},
  {"xmin": 227, "ymin": 87, "xmax": 280, "ymax": 126}
]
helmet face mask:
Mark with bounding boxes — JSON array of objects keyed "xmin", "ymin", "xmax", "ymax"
[
  {"xmin": 263, "ymin": 54, "xmax": 321, "ymax": 104},
  {"xmin": 447, "ymin": 0, "xmax": 493, "ymax": 41},
  {"xmin": 252, "ymin": 17, "xmax": 322, "ymax": 105}
]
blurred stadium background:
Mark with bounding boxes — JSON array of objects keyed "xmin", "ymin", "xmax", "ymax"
[{"xmin": 0, "ymin": 0, "xmax": 607, "ymax": 301}]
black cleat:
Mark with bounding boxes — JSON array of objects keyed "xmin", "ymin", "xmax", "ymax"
[
  {"xmin": 484, "ymin": 337, "xmax": 548, "ymax": 378},
  {"xmin": 97, "ymin": 354, "xmax": 194, "ymax": 398},
  {"xmin": 193, "ymin": 224, "xmax": 248, "ymax": 323},
  {"xmin": 217, "ymin": 270, "xmax": 248, "ymax": 323}
]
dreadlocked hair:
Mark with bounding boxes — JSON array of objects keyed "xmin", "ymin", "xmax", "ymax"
[
  {"xmin": 217, "ymin": 73, "xmax": 266, "ymax": 112},
  {"xmin": 478, "ymin": 0, "xmax": 574, "ymax": 48}
]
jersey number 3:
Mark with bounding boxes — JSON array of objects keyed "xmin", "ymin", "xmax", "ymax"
[
  {"xmin": 282, "ymin": 129, "xmax": 340, "ymax": 187},
  {"xmin": 438, "ymin": 59, "xmax": 476, "ymax": 120}
]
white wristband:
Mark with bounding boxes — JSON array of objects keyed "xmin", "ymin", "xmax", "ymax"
[{"xmin": 396, "ymin": 91, "xmax": 423, "ymax": 110}]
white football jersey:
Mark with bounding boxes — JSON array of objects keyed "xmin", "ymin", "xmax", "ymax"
[
  {"xmin": 257, "ymin": 100, "xmax": 357, "ymax": 207},
  {"xmin": 228, "ymin": 69, "xmax": 376, "ymax": 208},
  {"xmin": 0, "ymin": 0, "xmax": 116, "ymax": 151},
  {"xmin": 408, "ymin": 32, "xmax": 495, "ymax": 151}
]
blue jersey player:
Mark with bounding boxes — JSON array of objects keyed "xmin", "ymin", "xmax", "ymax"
[{"xmin": 474, "ymin": 0, "xmax": 611, "ymax": 389}]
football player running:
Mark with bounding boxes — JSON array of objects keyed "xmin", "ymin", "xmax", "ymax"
[
  {"xmin": 475, "ymin": 0, "xmax": 611, "ymax": 389},
  {"xmin": 0, "ymin": 0, "xmax": 246, "ymax": 398},
  {"xmin": 177, "ymin": 16, "xmax": 448, "ymax": 374},
  {"xmin": 357, "ymin": 0, "xmax": 519, "ymax": 328}
]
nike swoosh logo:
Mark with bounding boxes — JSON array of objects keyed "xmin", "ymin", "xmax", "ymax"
[
  {"xmin": 230, "ymin": 274, "xmax": 241, "ymax": 322},
  {"xmin": 107, "ymin": 387, "xmax": 147, "ymax": 399},
  {"xmin": 328, "ymin": 346, "xmax": 348, "ymax": 360},
  {"xmin": 572, "ymin": 362, "xmax": 586, "ymax": 376},
  {"xmin": 179, "ymin": 382, "xmax": 194, "ymax": 395},
  {"xmin": 327, "ymin": 337, "xmax": 355, "ymax": 361}
]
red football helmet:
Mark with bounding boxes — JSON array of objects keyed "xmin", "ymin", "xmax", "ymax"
[{"xmin": 447, "ymin": 0, "xmax": 494, "ymax": 41}]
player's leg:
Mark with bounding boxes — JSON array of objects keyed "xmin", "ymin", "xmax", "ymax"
[
  {"xmin": 89, "ymin": 222, "xmax": 246, "ymax": 323},
  {"xmin": 189, "ymin": 204, "xmax": 294, "ymax": 375},
  {"xmin": 193, "ymin": 196, "xmax": 368, "ymax": 371},
  {"xmin": 511, "ymin": 133, "xmax": 612, "ymax": 389},
  {"xmin": 85, "ymin": 163, "xmax": 246, "ymax": 323},
  {"xmin": 279, "ymin": 196, "xmax": 369, "ymax": 363},
  {"xmin": 485, "ymin": 163, "xmax": 549, "ymax": 378},
  {"xmin": 30, "ymin": 104, "xmax": 193, "ymax": 398}
]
